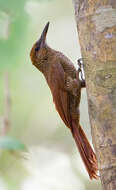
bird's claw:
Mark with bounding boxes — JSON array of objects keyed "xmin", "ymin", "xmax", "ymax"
[
  {"xmin": 77, "ymin": 58, "xmax": 85, "ymax": 81},
  {"xmin": 77, "ymin": 58, "xmax": 84, "ymax": 69},
  {"xmin": 78, "ymin": 67, "xmax": 81, "ymax": 72}
]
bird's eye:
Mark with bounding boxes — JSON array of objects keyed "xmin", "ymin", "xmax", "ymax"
[{"xmin": 35, "ymin": 46, "xmax": 39, "ymax": 52}]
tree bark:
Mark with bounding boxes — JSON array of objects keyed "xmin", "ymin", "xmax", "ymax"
[{"xmin": 72, "ymin": 0, "xmax": 116, "ymax": 189}]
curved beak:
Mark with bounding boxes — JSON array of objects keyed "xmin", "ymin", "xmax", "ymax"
[{"xmin": 36, "ymin": 22, "xmax": 50, "ymax": 50}]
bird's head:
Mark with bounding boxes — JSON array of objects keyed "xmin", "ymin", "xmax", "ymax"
[{"xmin": 30, "ymin": 22, "xmax": 50, "ymax": 71}]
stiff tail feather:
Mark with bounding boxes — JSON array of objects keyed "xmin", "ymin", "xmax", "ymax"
[{"xmin": 71, "ymin": 122, "xmax": 98, "ymax": 179}]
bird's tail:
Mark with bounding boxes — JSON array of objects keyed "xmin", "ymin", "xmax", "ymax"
[{"xmin": 71, "ymin": 122, "xmax": 98, "ymax": 179}]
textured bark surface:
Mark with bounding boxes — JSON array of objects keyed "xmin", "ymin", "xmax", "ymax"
[{"xmin": 72, "ymin": 0, "xmax": 116, "ymax": 189}]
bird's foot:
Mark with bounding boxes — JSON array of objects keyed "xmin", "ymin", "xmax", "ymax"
[
  {"xmin": 77, "ymin": 58, "xmax": 85, "ymax": 82},
  {"xmin": 77, "ymin": 58, "xmax": 84, "ymax": 69}
]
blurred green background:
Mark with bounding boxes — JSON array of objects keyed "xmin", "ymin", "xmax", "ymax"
[{"xmin": 0, "ymin": 0, "xmax": 101, "ymax": 189}]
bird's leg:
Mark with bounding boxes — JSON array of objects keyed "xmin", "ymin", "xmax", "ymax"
[{"xmin": 77, "ymin": 58, "xmax": 86, "ymax": 88}]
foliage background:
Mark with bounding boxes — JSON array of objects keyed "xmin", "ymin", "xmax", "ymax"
[{"xmin": 0, "ymin": 0, "xmax": 101, "ymax": 189}]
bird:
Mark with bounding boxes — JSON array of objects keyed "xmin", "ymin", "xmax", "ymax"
[{"xmin": 30, "ymin": 22, "xmax": 98, "ymax": 179}]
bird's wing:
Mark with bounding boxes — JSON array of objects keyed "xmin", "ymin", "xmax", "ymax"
[
  {"xmin": 47, "ymin": 63, "xmax": 98, "ymax": 180},
  {"xmin": 48, "ymin": 62, "xmax": 71, "ymax": 127}
]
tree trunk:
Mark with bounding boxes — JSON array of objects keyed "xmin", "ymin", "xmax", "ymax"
[{"xmin": 72, "ymin": 0, "xmax": 116, "ymax": 189}]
